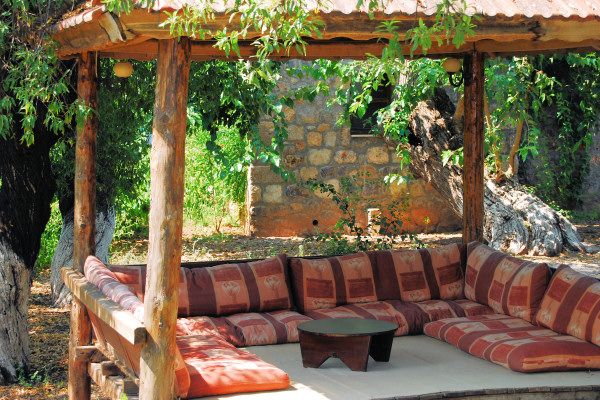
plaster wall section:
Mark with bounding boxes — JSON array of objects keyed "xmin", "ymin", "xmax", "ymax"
[{"xmin": 246, "ymin": 61, "xmax": 460, "ymax": 237}]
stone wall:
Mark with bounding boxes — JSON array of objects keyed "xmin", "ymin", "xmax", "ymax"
[
  {"xmin": 582, "ymin": 124, "xmax": 600, "ymax": 214},
  {"xmin": 245, "ymin": 62, "xmax": 461, "ymax": 237}
]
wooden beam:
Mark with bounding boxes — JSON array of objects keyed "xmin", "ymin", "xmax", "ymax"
[
  {"xmin": 462, "ymin": 50, "xmax": 486, "ymax": 245},
  {"xmin": 62, "ymin": 268, "xmax": 148, "ymax": 345},
  {"xmin": 69, "ymin": 51, "xmax": 98, "ymax": 400},
  {"xmin": 139, "ymin": 37, "xmax": 190, "ymax": 400}
]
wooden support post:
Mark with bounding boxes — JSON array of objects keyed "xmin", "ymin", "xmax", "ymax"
[
  {"xmin": 69, "ymin": 51, "xmax": 98, "ymax": 400},
  {"xmin": 462, "ymin": 50, "xmax": 486, "ymax": 244},
  {"xmin": 139, "ymin": 37, "xmax": 190, "ymax": 400}
]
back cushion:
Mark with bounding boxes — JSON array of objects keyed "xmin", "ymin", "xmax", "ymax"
[
  {"xmin": 370, "ymin": 243, "xmax": 465, "ymax": 302},
  {"xmin": 465, "ymin": 242, "xmax": 551, "ymax": 322},
  {"xmin": 180, "ymin": 254, "xmax": 291, "ymax": 317},
  {"xmin": 536, "ymin": 265, "xmax": 600, "ymax": 346},
  {"xmin": 289, "ymin": 252, "xmax": 377, "ymax": 313}
]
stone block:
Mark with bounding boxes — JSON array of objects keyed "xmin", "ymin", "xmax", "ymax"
[
  {"xmin": 250, "ymin": 165, "xmax": 285, "ymax": 184},
  {"xmin": 248, "ymin": 185, "xmax": 261, "ymax": 203},
  {"xmin": 334, "ymin": 150, "xmax": 357, "ymax": 164},
  {"xmin": 367, "ymin": 146, "xmax": 390, "ymax": 164},
  {"xmin": 308, "ymin": 149, "xmax": 332, "ymax": 165},
  {"xmin": 300, "ymin": 167, "xmax": 319, "ymax": 182},
  {"xmin": 263, "ymin": 185, "xmax": 283, "ymax": 203},
  {"xmin": 295, "ymin": 141, "xmax": 307, "ymax": 151},
  {"xmin": 287, "ymin": 125, "xmax": 305, "ymax": 141},
  {"xmin": 285, "ymin": 184, "xmax": 311, "ymax": 199},
  {"xmin": 283, "ymin": 107, "xmax": 295, "ymax": 120},
  {"xmin": 284, "ymin": 155, "xmax": 303, "ymax": 169},
  {"xmin": 307, "ymin": 131, "xmax": 323, "ymax": 147},
  {"xmin": 324, "ymin": 132, "xmax": 337, "ymax": 147},
  {"xmin": 389, "ymin": 181, "xmax": 409, "ymax": 197},
  {"xmin": 315, "ymin": 179, "xmax": 339, "ymax": 199},
  {"xmin": 317, "ymin": 123, "xmax": 331, "ymax": 132}
]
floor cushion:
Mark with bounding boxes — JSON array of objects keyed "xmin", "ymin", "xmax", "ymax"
[
  {"xmin": 306, "ymin": 301, "xmax": 429, "ymax": 336},
  {"xmin": 370, "ymin": 243, "xmax": 465, "ymax": 302},
  {"xmin": 177, "ymin": 316, "xmax": 244, "ymax": 347},
  {"xmin": 424, "ymin": 314, "xmax": 600, "ymax": 372},
  {"xmin": 290, "ymin": 252, "xmax": 377, "ymax": 313},
  {"xmin": 536, "ymin": 264, "xmax": 600, "ymax": 346},
  {"xmin": 413, "ymin": 299, "xmax": 495, "ymax": 322},
  {"xmin": 177, "ymin": 335, "xmax": 290, "ymax": 398},
  {"xmin": 464, "ymin": 242, "xmax": 551, "ymax": 322},
  {"xmin": 224, "ymin": 310, "xmax": 312, "ymax": 346}
]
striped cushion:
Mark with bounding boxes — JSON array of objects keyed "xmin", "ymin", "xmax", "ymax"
[
  {"xmin": 464, "ymin": 242, "xmax": 551, "ymax": 322},
  {"xmin": 424, "ymin": 314, "xmax": 600, "ymax": 372},
  {"xmin": 176, "ymin": 316, "xmax": 244, "ymax": 347},
  {"xmin": 180, "ymin": 254, "xmax": 291, "ymax": 317},
  {"xmin": 85, "ymin": 256, "xmax": 145, "ymax": 322},
  {"xmin": 178, "ymin": 335, "xmax": 290, "ymax": 398},
  {"xmin": 224, "ymin": 310, "xmax": 312, "ymax": 346},
  {"xmin": 370, "ymin": 243, "xmax": 465, "ymax": 302},
  {"xmin": 413, "ymin": 299, "xmax": 494, "ymax": 322},
  {"xmin": 536, "ymin": 265, "xmax": 600, "ymax": 346},
  {"xmin": 290, "ymin": 253, "xmax": 377, "ymax": 313},
  {"xmin": 307, "ymin": 301, "xmax": 428, "ymax": 336}
]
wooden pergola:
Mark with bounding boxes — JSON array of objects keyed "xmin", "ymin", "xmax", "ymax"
[{"xmin": 51, "ymin": 1, "xmax": 600, "ymax": 399}]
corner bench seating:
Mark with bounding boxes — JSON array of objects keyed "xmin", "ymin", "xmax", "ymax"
[{"xmin": 63, "ymin": 241, "xmax": 600, "ymax": 399}]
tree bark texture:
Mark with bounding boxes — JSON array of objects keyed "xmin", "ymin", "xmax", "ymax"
[
  {"xmin": 462, "ymin": 51, "xmax": 485, "ymax": 244},
  {"xmin": 0, "ymin": 133, "xmax": 56, "ymax": 383},
  {"xmin": 69, "ymin": 51, "xmax": 97, "ymax": 400},
  {"xmin": 140, "ymin": 37, "xmax": 190, "ymax": 400},
  {"xmin": 50, "ymin": 205, "xmax": 115, "ymax": 308},
  {"xmin": 408, "ymin": 88, "xmax": 593, "ymax": 256}
]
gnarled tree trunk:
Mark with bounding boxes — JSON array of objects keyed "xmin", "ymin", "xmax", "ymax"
[
  {"xmin": 50, "ymin": 205, "xmax": 115, "ymax": 308},
  {"xmin": 0, "ymin": 134, "xmax": 56, "ymax": 383},
  {"xmin": 407, "ymin": 88, "xmax": 594, "ymax": 256}
]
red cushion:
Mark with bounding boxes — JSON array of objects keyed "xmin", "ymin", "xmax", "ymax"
[
  {"xmin": 181, "ymin": 254, "xmax": 291, "ymax": 317},
  {"xmin": 290, "ymin": 252, "xmax": 377, "ymax": 313},
  {"xmin": 176, "ymin": 316, "xmax": 244, "ymax": 347},
  {"xmin": 464, "ymin": 242, "xmax": 551, "ymax": 322},
  {"xmin": 177, "ymin": 335, "xmax": 289, "ymax": 398},
  {"xmin": 424, "ymin": 314, "xmax": 600, "ymax": 372},
  {"xmin": 369, "ymin": 243, "xmax": 465, "ymax": 302},
  {"xmin": 307, "ymin": 301, "xmax": 428, "ymax": 336},
  {"xmin": 536, "ymin": 265, "xmax": 600, "ymax": 346},
  {"xmin": 225, "ymin": 310, "xmax": 312, "ymax": 346}
]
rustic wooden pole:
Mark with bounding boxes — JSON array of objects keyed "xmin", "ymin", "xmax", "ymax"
[
  {"xmin": 462, "ymin": 50, "xmax": 486, "ymax": 244},
  {"xmin": 139, "ymin": 37, "xmax": 190, "ymax": 400},
  {"xmin": 68, "ymin": 51, "xmax": 98, "ymax": 400}
]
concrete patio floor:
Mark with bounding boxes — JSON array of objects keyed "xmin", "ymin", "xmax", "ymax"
[{"xmin": 201, "ymin": 335, "xmax": 600, "ymax": 400}]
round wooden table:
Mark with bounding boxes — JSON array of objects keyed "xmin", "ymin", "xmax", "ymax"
[{"xmin": 297, "ymin": 318, "xmax": 398, "ymax": 372}]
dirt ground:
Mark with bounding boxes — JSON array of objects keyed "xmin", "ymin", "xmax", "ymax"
[{"xmin": 1, "ymin": 223, "xmax": 598, "ymax": 400}]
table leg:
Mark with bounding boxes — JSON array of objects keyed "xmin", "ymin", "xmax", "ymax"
[
  {"xmin": 369, "ymin": 331, "xmax": 394, "ymax": 362},
  {"xmin": 299, "ymin": 332, "xmax": 371, "ymax": 371}
]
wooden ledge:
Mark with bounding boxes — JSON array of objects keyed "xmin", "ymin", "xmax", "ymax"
[{"xmin": 62, "ymin": 268, "xmax": 147, "ymax": 345}]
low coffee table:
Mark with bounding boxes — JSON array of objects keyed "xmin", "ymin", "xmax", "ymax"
[{"xmin": 297, "ymin": 318, "xmax": 398, "ymax": 372}]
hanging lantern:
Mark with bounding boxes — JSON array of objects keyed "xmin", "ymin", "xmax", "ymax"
[{"xmin": 113, "ymin": 61, "xmax": 133, "ymax": 78}]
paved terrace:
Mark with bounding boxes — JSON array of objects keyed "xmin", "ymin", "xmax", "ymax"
[{"xmin": 199, "ymin": 336, "xmax": 600, "ymax": 400}]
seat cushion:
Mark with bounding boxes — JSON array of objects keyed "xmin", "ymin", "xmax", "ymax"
[
  {"xmin": 306, "ymin": 301, "xmax": 429, "ymax": 336},
  {"xmin": 177, "ymin": 316, "xmax": 244, "ymax": 346},
  {"xmin": 464, "ymin": 242, "xmax": 551, "ymax": 322},
  {"xmin": 424, "ymin": 314, "xmax": 600, "ymax": 372},
  {"xmin": 536, "ymin": 265, "xmax": 600, "ymax": 346},
  {"xmin": 290, "ymin": 252, "xmax": 377, "ymax": 313},
  {"xmin": 177, "ymin": 335, "xmax": 290, "ymax": 398},
  {"xmin": 370, "ymin": 243, "xmax": 465, "ymax": 302},
  {"xmin": 224, "ymin": 310, "xmax": 312, "ymax": 346},
  {"xmin": 413, "ymin": 299, "xmax": 495, "ymax": 322}
]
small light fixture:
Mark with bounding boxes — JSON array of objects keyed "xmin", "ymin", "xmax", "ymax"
[
  {"xmin": 113, "ymin": 61, "xmax": 133, "ymax": 78},
  {"xmin": 442, "ymin": 58, "xmax": 463, "ymax": 88}
]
